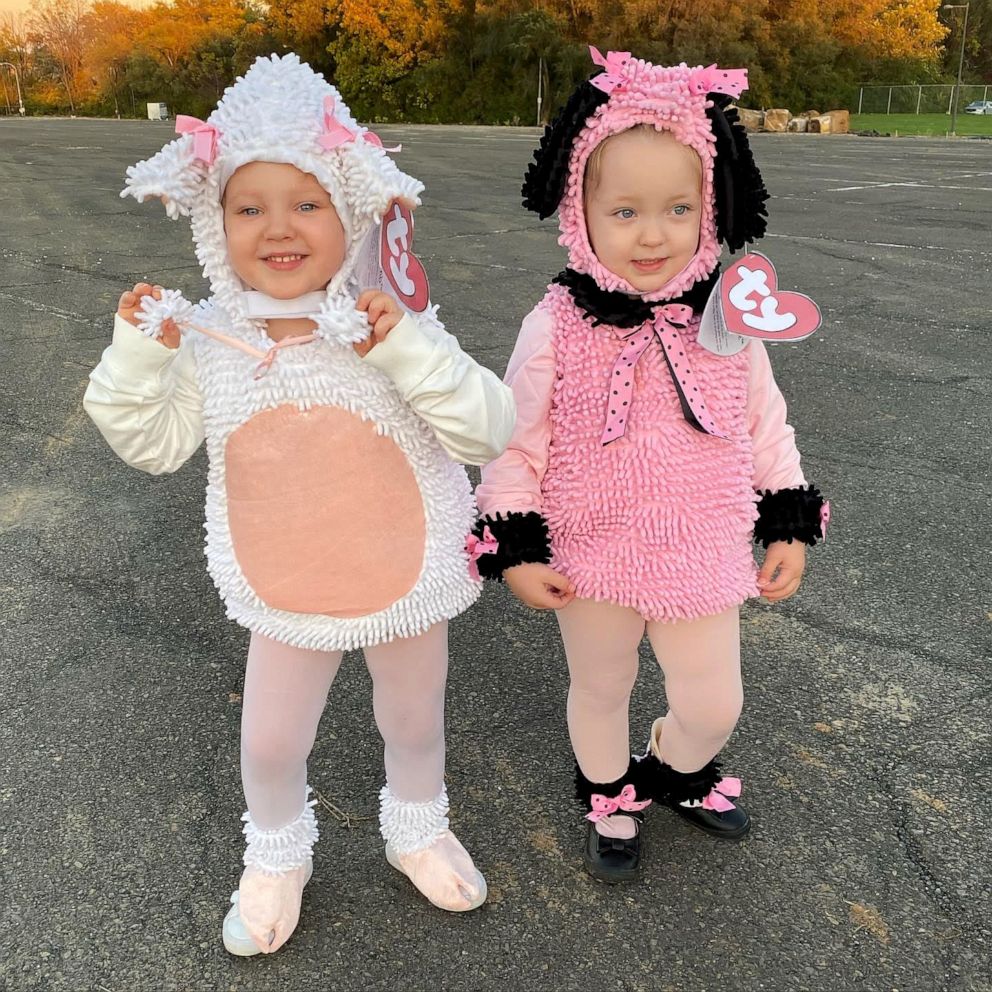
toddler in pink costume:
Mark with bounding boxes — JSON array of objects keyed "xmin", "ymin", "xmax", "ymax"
[
  {"xmin": 473, "ymin": 49, "xmax": 829, "ymax": 882},
  {"xmin": 85, "ymin": 55, "xmax": 514, "ymax": 953}
]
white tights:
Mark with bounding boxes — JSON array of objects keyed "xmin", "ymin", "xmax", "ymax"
[
  {"xmin": 556, "ymin": 600, "xmax": 743, "ymax": 784},
  {"xmin": 240, "ymin": 622, "xmax": 448, "ymax": 831}
]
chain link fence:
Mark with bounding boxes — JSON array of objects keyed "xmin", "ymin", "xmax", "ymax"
[{"xmin": 856, "ymin": 84, "xmax": 991, "ymax": 114}]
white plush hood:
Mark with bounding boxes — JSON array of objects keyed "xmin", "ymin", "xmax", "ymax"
[{"xmin": 121, "ymin": 53, "xmax": 423, "ymax": 343}]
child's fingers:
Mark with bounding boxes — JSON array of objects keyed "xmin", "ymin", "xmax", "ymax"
[
  {"xmin": 761, "ymin": 565, "xmax": 801, "ymax": 598},
  {"xmin": 160, "ymin": 318, "xmax": 181, "ymax": 349},
  {"xmin": 372, "ymin": 313, "xmax": 400, "ymax": 341},
  {"xmin": 760, "ymin": 566, "xmax": 792, "ymax": 592},
  {"xmin": 356, "ymin": 288, "xmax": 379, "ymax": 312},
  {"xmin": 756, "ymin": 556, "xmax": 783, "ymax": 587},
  {"xmin": 352, "ymin": 335, "xmax": 374, "ymax": 358},
  {"xmin": 366, "ymin": 296, "xmax": 388, "ymax": 327},
  {"xmin": 762, "ymin": 576, "xmax": 801, "ymax": 601}
]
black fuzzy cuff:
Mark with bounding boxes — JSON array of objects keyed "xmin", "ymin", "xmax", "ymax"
[
  {"xmin": 753, "ymin": 484, "xmax": 826, "ymax": 548},
  {"xmin": 575, "ymin": 758, "xmax": 648, "ymax": 814},
  {"xmin": 472, "ymin": 511, "xmax": 551, "ymax": 581},
  {"xmin": 631, "ymin": 753, "xmax": 723, "ymax": 806}
]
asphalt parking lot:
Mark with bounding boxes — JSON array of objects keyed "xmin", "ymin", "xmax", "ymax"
[{"xmin": 1, "ymin": 117, "xmax": 990, "ymax": 991}]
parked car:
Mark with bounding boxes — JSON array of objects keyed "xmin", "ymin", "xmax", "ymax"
[{"xmin": 963, "ymin": 100, "xmax": 992, "ymax": 115}]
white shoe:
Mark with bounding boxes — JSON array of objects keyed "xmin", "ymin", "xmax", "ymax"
[{"xmin": 222, "ymin": 858, "xmax": 313, "ymax": 956}]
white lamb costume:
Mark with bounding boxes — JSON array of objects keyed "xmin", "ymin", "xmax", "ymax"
[
  {"xmin": 85, "ymin": 54, "xmax": 514, "ymax": 652},
  {"xmin": 84, "ymin": 55, "xmax": 512, "ymax": 945}
]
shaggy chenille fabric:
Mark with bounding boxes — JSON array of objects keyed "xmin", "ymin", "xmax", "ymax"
[
  {"xmin": 474, "ymin": 54, "xmax": 823, "ymax": 615},
  {"xmin": 111, "ymin": 54, "xmax": 482, "ymax": 650}
]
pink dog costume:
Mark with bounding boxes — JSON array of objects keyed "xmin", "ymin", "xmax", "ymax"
[{"xmin": 474, "ymin": 50, "xmax": 828, "ymax": 880}]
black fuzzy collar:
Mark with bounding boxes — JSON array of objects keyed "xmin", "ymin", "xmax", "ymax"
[{"xmin": 553, "ymin": 267, "xmax": 720, "ymax": 329}]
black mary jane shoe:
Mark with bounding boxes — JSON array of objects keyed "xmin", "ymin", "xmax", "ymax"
[
  {"xmin": 583, "ymin": 820, "xmax": 642, "ymax": 883},
  {"xmin": 669, "ymin": 800, "xmax": 751, "ymax": 840}
]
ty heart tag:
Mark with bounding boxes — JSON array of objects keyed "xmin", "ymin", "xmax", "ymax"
[
  {"xmin": 697, "ymin": 278, "xmax": 748, "ymax": 356},
  {"xmin": 380, "ymin": 200, "xmax": 430, "ymax": 313},
  {"xmin": 352, "ymin": 199, "xmax": 432, "ymax": 315},
  {"xmin": 720, "ymin": 252, "xmax": 821, "ymax": 342},
  {"xmin": 698, "ymin": 253, "xmax": 821, "ymax": 356}
]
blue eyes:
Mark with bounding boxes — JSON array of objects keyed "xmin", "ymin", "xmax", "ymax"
[
  {"xmin": 236, "ymin": 203, "xmax": 320, "ymax": 216},
  {"xmin": 612, "ymin": 205, "xmax": 692, "ymax": 220}
]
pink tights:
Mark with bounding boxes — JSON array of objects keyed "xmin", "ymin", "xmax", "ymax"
[
  {"xmin": 556, "ymin": 600, "xmax": 743, "ymax": 785},
  {"xmin": 240, "ymin": 623, "xmax": 448, "ymax": 831}
]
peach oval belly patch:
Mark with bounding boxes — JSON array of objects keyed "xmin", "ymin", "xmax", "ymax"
[{"xmin": 225, "ymin": 404, "xmax": 426, "ymax": 617}]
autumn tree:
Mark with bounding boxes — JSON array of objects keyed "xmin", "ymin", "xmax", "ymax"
[
  {"xmin": 28, "ymin": 0, "xmax": 92, "ymax": 113},
  {"xmin": 264, "ymin": 0, "xmax": 337, "ymax": 74}
]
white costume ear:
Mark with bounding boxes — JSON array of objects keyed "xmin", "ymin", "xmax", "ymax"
[
  {"xmin": 341, "ymin": 138, "xmax": 423, "ymax": 231},
  {"xmin": 121, "ymin": 135, "xmax": 207, "ymax": 219}
]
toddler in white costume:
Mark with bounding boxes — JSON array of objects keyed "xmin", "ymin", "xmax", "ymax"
[{"xmin": 84, "ymin": 54, "xmax": 514, "ymax": 953}]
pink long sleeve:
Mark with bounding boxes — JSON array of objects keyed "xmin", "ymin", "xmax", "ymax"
[
  {"xmin": 747, "ymin": 340, "xmax": 806, "ymax": 492},
  {"xmin": 476, "ymin": 307, "xmax": 556, "ymax": 516}
]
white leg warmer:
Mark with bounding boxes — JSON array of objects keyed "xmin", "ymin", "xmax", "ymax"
[{"xmin": 241, "ymin": 787, "xmax": 319, "ymax": 875}]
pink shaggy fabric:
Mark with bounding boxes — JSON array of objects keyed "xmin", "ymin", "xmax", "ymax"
[{"xmin": 540, "ymin": 286, "xmax": 761, "ymax": 620}]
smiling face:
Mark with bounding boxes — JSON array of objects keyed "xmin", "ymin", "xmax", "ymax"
[
  {"xmin": 584, "ymin": 127, "xmax": 703, "ymax": 294},
  {"xmin": 223, "ymin": 161, "xmax": 346, "ymax": 299}
]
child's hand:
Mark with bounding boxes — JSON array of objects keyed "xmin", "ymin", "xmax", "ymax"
[
  {"xmin": 117, "ymin": 283, "xmax": 180, "ymax": 349},
  {"xmin": 757, "ymin": 540, "xmax": 807, "ymax": 601},
  {"xmin": 354, "ymin": 289, "xmax": 403, "ymax": 357},
  {"xmin": 504, "ymin": 563, "xmax": 577, "ymax": 610}
]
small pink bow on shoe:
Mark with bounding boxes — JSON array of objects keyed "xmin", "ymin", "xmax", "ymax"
[
  {"xmin": 465, "ymin": 526, "xmax": 498, "ymax": 580},
  {"xmin": 700, "ymin": 776, "xmax": 743, "ymax": 813},
  {"xmin": 586, "ymin": 784, "xmax": 652, "ymax": 822},
  {"xmin": 175, "ymin": 115, "xmax": 220, "ymax": 166}
]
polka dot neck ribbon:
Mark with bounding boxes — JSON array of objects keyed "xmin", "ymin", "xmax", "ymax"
[{"xmin": 601, "ymin": 306, "xmax": 729, "ymax": 445}]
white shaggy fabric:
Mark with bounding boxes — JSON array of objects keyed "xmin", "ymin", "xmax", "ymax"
[
  {"xmin": 121, "ymin": 53, "xmax": 423, "ymax": 317},
  {"xmin": 135, "ymin": 288, "xmax": 196, "ymax": 341},
  {"xmin": 241, "ymin": 787, "xmax": 319, "ymax": 875},
  {"xmin": 95, "ymin": 53, "xmax": 500, "ymax": 651},
  {"xmin": 378, "ymin": 784, "xmax": 450, "ymax": 855},
  {"xmin": 190, "ymin": 306, "xmax": 480, "ymax": 650}
]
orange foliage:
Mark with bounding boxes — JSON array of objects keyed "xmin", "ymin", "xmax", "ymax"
[
  {"xmin": 140, "ymin": 0, "xmax": 247, "ymax": 68},
  {"xmin": 826, "ymin": 0, "xmax": 948, "ymax": 60},
  {"xmin": 337, "ymin": 0, "xmax": 464, "ymax": 67}
]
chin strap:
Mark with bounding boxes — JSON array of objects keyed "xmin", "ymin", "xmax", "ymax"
[{"xmin": 240, "ymin": 289, "xmax": 327, "ymax": 320}]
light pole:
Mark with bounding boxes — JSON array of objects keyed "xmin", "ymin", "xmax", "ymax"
[
  {"xmin": 942, "ymin": 3, "xmax": 970, "ymax": 135},
  {"xmin": 536, "ymin": 55, "xmax": 544, "ymax": 127},
  {"xmin": 0, "ymin": 62, "xmax": 25, "ymax": 116}
]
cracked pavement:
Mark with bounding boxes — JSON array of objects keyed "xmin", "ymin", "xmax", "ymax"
[{"xmin": 1, "ymin": 119, "xmax": 990, "ymax": 992}]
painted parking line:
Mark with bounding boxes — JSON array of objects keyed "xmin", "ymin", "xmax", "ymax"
[
  {"xmin": 826, "ymin": 180, "xmax": 992, "ymax": 192},
  {"xmin": 763, "ymin": 231, "xmax": 992, "ymax": 256}
]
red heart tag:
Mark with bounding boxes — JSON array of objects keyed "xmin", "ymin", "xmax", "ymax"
[
  {"xmin": 380, "ymin": 200, "xmax": 431, "ymax": 313},
  {"xmin": 720, "ymin": 252, "xmax": 821, "ymax": 342}
]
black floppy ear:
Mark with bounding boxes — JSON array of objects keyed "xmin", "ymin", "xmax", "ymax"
[
  {"xmin": 706, "ymin": 94, "xmax": 769, "ymax": 252},
  {"xmin": 521, "ymin": 80, "xmax": 610, "ymax": 219}
]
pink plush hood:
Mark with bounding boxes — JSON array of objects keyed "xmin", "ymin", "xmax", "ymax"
[{"xmin": 553, "ymin": 51, "xmax": 751, "ymax": 301}]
